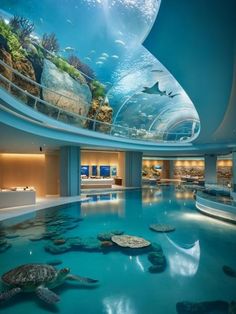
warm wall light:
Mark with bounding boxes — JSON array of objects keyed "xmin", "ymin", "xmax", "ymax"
[{"xmin": 0, "ymin": 154, "xmax": 45, "ymax": 159}]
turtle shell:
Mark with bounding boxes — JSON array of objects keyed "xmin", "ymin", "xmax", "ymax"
[{"xmin": 2, "ymin": 264, "xmax": 57, "ymax": 288}]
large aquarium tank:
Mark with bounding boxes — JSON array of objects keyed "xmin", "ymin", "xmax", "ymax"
[{"xmin": 0, "ymin": 0, "xmax": 200, "ymax": 142}]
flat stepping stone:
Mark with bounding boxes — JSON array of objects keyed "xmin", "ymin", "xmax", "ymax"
[
  {"xmin": 149, "ymin": 224, "xmax": 175, "ymax": 233},
  {"xmin": 111, "ymin": 235, "xmax": 151, "ymax": 248}
]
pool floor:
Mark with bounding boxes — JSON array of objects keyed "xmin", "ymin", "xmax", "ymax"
[{"xmin": 0, "ymin": 187, "xmax": 236, "ymax": 314}]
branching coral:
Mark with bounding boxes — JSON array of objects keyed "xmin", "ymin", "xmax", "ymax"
[
  {"xmin": 9, "ymin": 16, "xmax": 34, "ymax": 45},
  {"xmin": 67, "ymin": 55, "xmax": 95, "ymax": 81},
  {"xmin": 41, "ymin": 33, "xmax": 59, "ymax": 53},
  {"xmin": 0, "ymin": 19, "xmax": 25, "ymax": 60}
]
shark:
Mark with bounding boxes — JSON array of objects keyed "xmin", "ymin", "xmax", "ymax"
[{"xmin": 142, "ymin": 82, "xmax": 180, "ymax": 98}]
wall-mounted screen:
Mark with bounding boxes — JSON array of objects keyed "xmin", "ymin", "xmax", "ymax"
[
  {"xmin": 111, "ymin": 166, "xmax": 117, "ymax": 177},
  {"xmin": 100, "ymin": 165, "xmax": 110, "ymax": 177},
  {"xmin": 92, "ymin": 165, "xmax": 97, "ymax": 176},
  {"xmin": 81, "ymin": 165, "xmax": 89, "ymax": 176}
]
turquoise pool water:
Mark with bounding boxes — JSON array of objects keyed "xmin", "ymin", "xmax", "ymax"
[{"xmin": 0, "ymin": 187, "xmax": 236, "ymax": 314}]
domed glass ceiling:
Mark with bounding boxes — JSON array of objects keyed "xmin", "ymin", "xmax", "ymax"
[{"xmin": 0, "ymin": 0, "xmax": 200, "ymax": 142}]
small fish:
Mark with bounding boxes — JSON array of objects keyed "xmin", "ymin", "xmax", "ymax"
[
  {"xmin": 66, "ymin": 19, "xmax": 72, "ymax": 24},
  {"xmin": 115, "ymin": 39, "xmax": 126, "ymax": 46},
  {"xmin": 64, "ymin": 46, "xmax": 75, "ymax": 52},
  {"xmin": 111, "ymin": 55, "xmax": 119, "ymax": 59},
  {"xmin": 90, "ymin": 50, "xmax": 96, "ymax": 54},
  {"xmin": 101, "ymin": 53, "xmax": 109, "ymax": 58},
  {"xmin": 39, "ymin": 17, "xmax": 44, "ymax": 24},
  {"xmin": 151, "ymin": 69, "xmax": 163, "ymax": 73},
  {"xmin": 96, "ymin": 61, "xmax": 103, "ymax": 65},
  {"xmin": 98, "ymin": 56, "xmax": 107, "ymax": 61},
  {"xmin": 168, "ymin": 91, "xmax": 180, "ymax": 98}
]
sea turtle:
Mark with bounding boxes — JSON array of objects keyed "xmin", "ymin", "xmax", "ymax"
[{"xmin": 0, "ymin": 263, "xmax": 98, "ymax": 304}]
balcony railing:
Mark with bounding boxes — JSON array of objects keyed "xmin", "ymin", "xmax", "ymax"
[{"xmin": 0, "ymin": 58, "xmax": 195, "ymax": 143}]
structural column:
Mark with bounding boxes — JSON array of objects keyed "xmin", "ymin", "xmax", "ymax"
[
  {"xmin": 60, "ymin": 146, "xmax": 81, "ymax": 196},
  {"xmin": 124, "ymin": 151, "xmax": 143, "ymax": 187},
  {"xmin": 204, "ymin": 154, "xmax": 217, "ymax": 185},
  {"xmin": 169, "ymin": 160, "xmax": 175, "ymax": 179},
  {"xmin": 232, "ymin": 151, "xmax": 236, "ymax": 193}
]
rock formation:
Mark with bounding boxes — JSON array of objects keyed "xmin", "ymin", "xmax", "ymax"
[{"xmin": 41, "ymin": 59, "xmax": 92, "ymax": 117}]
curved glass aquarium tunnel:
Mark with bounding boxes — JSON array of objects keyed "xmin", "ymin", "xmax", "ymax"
[
  {"xmin": 0, "ymin": 187, "xmax": 236, "ymax": 314},
  {"xmin": 0, "ymin": 0, "xmax": 200, "ymax": 143}
]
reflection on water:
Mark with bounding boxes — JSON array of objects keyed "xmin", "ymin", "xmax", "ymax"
[
  {"xmin": 166, "ymin": 236, "xmax": 200, "ymax": 277},
  {"xmin": 142, "ymin": 187, "xmax": 162, "ymax": 203},
  {"xmin": 103, "ymin": 296, "xmax": 136, "ymax": 314},
  {"xmin": 81, "ymin": 193, "xmax": 125, "ymax": 217},
  {"xmin": 175, "ymin": 191, "xmax": 194, "ymax": 200}
]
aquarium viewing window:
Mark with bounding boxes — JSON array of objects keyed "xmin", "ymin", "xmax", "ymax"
[
  {"xmin": 100, "ymin": 166, "xmax": 110, "ymax": 177},
  {"xmin": 81, "ymin": 165, "xmax": 89, "ymax": 176},
  {"xmin": 0, "ymin": 1, "xmax": 200, "ymax": 143}
]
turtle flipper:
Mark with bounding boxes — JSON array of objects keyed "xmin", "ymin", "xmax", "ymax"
[
  {"xmin": 36, "ymin": 286, "xmax": 60, "ymax": 304},
  {"xmin": 0, "ymin": 287, "xmax": 21, "ymax": 302},
  {"xmin": 66, "ymin": 274, "xmax": 98, "ymax": 284}
]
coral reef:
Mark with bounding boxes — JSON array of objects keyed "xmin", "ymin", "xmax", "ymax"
[
  {"xmin": 68, "ymin": 54, "xmax": 95, "ymax": 81},
  {"xmin": 0, "ymin": 15, "xmax": 112, "ymax": 127},
  {"xmin": 90, "ymin": 80, "xmax": 106, "ymax": 99},
  {"xmin": 86, "ymin": 98, "xmax": 113, "ymax": 132},
  {"xmin": 9, "ymin": 16, "xmax": 34, "ymax": 45},
  {"xmin": 11, "ymin": 57, "xmax": 40, "ymax": 102},
  {"xmin": 0, "ymin": 19, "xmax": 25, "ymax": 61},
  {"xmin": 41, "ymin": 33, "xmax": 59, "ymax": 53},
  {"xmin": 0, "ymin": 47, "xmax": 13, "ymax": 90}
]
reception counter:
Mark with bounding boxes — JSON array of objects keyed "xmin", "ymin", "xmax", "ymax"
[
  {"xmin": 81, "ymin": 178, "xmax": 114, "ymax": 189},
  {"xmin": 0, "ymin": 190, "xmax": 36, "ymax": 209}
]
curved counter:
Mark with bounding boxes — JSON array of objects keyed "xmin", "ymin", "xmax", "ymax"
[{"xmin": 196, "ymin": 192, "xmax": 236, "ymax": 224}]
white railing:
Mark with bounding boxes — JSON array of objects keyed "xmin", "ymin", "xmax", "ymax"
[{"xmin": 0, "ymin": 58, "xmax": 195, "ymax": 143}]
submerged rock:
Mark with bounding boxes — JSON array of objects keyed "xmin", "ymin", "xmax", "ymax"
[
  {"xmin": 0, "ymin": 242, "xmax": 11, "ymax": 253},
  {"xmin": 222, "ymin": 265, "xmax": 236, "ymax": 277},
  {"xmin": 11, "ymin": 58, "xmax": 40, "ymax": 104},
  {"xmin": 5, "ymin": 234, "xmax": 20, "ymax": 239},
  {"xmin": 149, "ymin": 224, "xmax": 175, "ymax": 233},
  {"xmin": 97, "ymin": 230, "xmax": 124, "ymax": 241},
  {"xmin": 148, "ymin": 252, "xmax": 167, "ymax": 273},
  {"xmin": 176, "ymin": 300, "xmax": 229, "ymax": 314},
  {"xmin": 45, "ymin": 242, "xmax": 71, "ymax": 254},
  {"xmin": 53, "ymin": 238, "xmax": 66, "ymax": 245},
  {"xmin": 111, "ymin": 235, "xmax": 151, "ymax": 249},
  {"xmin": 0, "ymin": 48, "xmax": 13, "ymax": 91},
  {"xmin": 41, "ymin": 59, "xmax": 92, "ymax": 117},
  {"xmin": 67, "ymin": 237, "xmax": 83, "ymax": 248},
  {"xmin": 151, "ymin": 242, "xmax": 163, "ymax": 253},
  {"xmin": 80, "ymin": 237, "xmax": 101, "ymax": 251},
  {"xmin": 100, "ymin": 241, "xmax": 114, "ymax": 248},
  {"xmin": 229, "ymin": 302, "xmax": 236, "ymax": 314}
]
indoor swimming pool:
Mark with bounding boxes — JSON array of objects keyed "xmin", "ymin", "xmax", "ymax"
[{"xmin": 0, "ymin": 187, "xmax": 236, "ymax": 314}]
